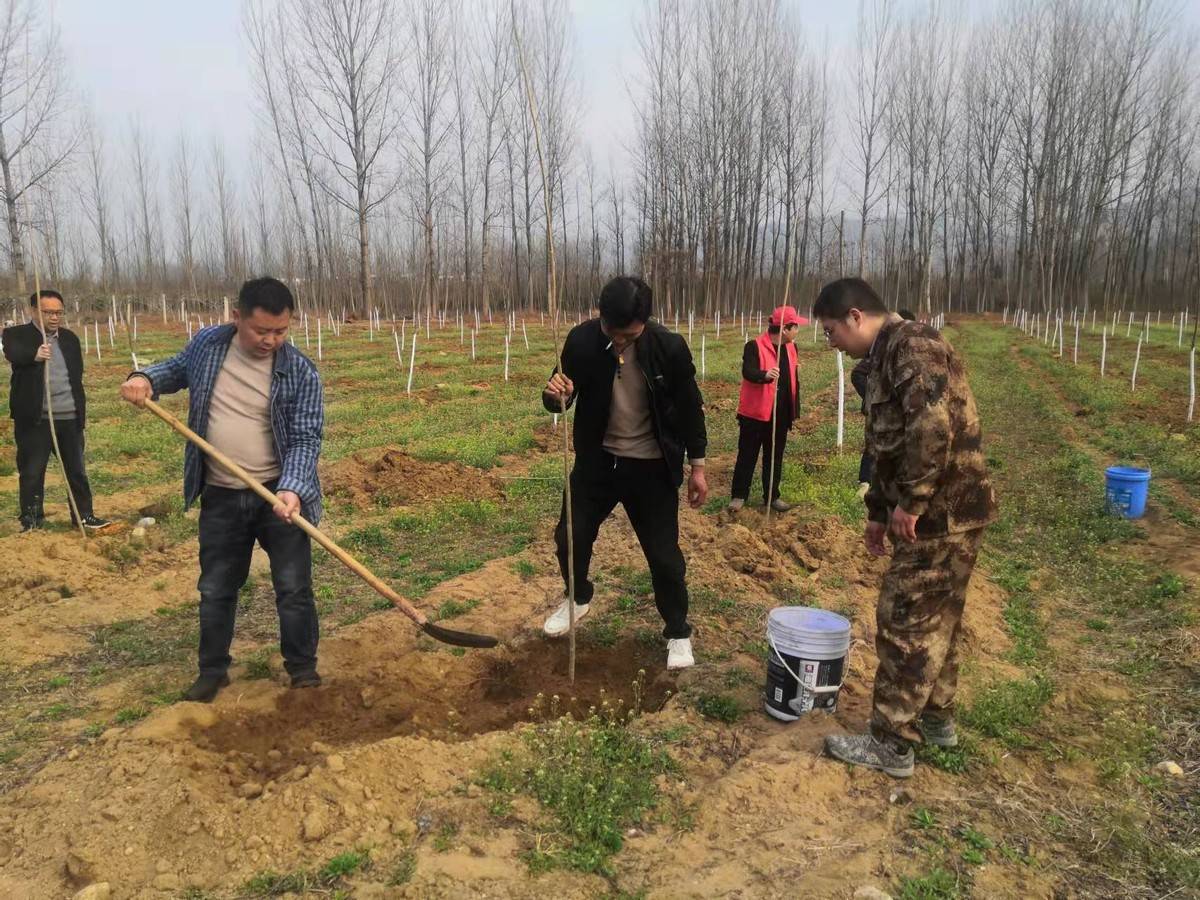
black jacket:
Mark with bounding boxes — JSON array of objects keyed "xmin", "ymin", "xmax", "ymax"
[
  {"xmin": 543, "ymin": 319, "xmax": 706, "ymax": 486},
  {"xmin": 3, "ymin": 322, "xmax": 86, "ymax": 427}
]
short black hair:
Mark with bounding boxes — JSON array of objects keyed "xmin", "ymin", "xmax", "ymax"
[
  {"xmin": 812, "ymin": 278, "xmax": 888, "ymax": 320},
  {"xmin": 898, "ymin": 308, "xmax": 916, "ymax": 321},
  {"xmin": 238, "ymin": 277, "xmax": 295, "ymax": 316},
  {"xmin": 29, "ymin": 289, "xmax": 64, "ymax": 307},
  {"xmin": 597, "ymin": 276, "xmax": 652, "ymax": 327}
]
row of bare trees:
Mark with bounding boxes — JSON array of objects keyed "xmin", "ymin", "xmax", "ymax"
[
  {"xmin": 634, "ymin": 0, "xmax": 1200, "ymax": 318},
  {"xmin": 2, "ymin": 0, "xmax": 1199, "ymax": 320}
]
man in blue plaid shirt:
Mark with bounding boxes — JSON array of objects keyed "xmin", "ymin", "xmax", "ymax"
[{"xmin": 120, "ymin": 278, "xmax": 324, "ymax": 703}]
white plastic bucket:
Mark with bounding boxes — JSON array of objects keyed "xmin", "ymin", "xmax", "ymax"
[{"xmin": 764, "ymin": 607, "xmax": 851, "ymax": 722}]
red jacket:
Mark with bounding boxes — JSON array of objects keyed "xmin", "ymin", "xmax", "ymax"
[{"xmin": 737, "ymin": 332, "xmax": 797, "ymax": 422}]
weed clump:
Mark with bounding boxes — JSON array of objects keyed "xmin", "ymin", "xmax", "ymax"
[
  {"xmin": 245, "ymin": 847, "xmax": 371, "ymax": 896},
  {"xmin": 960, "ymin": 675, "xmax": 1053, "ymax": 748},
  {"xmin": 480, "ymin": 676, "xmax": 677, "ymax": 875}
]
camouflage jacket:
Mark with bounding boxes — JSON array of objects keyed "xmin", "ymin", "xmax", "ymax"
[{"xmin": 863, "ymin": 318, "xmax": 998, "ymax": 537}]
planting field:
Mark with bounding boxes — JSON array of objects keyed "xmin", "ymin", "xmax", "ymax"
[{"xmin": 0, "ymin": 313, "xmax": 1195, "ymax": 898}]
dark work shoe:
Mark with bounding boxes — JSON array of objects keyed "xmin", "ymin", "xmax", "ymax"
[
  {"xmin": 81, "ymin": 515, "xmax": 112, "ymax": 531},
  {"xmin": 290, "ymin": 671, "xmax": 322, "ymax": 689},
  {"xmin": 183, "ymin": 674, "xmax": 231, "ymax": 703},
  {"xmin": 824, "ymin": 732, "xmax": 914, "ymax": 778},
  {"xmin": 918, "ymin": 714, "xmax": 958, "ymax": 748}
]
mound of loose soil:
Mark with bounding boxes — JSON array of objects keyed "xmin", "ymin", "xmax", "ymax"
[
  {"xmin": 324, "ymin": 448, "xmax": 503, "ymax": 507},
  {"xmin": 0, "ymin": 528, "xmax": 199, "ymax": 666}
]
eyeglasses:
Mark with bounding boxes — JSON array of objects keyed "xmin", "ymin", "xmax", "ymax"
[{"xmin": 41, "ymin": 310, "xmax": 64, "ymax": 317}]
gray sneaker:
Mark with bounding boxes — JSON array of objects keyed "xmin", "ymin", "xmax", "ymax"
[
  {"xmin": 918, "ymin": 714, "xmax": 958, "ymax": 748},
  {"xmin": 824, "ymin": 732, "xmax": 914, "ymax": 778},
  {"xmin": 728, "ymin": 498, "xmax": 745, "ymax": 512}
]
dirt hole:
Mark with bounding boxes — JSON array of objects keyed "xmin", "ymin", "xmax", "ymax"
[{"xmin": 193, "ymin": 637, "xmax": 675, "ymax": 773}]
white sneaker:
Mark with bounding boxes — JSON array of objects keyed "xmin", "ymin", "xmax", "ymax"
[
  {"xmin": 728, "ymin": 498, "xmax": 744, "ymax": 512},
  {"xmin": 543, "ymin": 598, "xmax": 590, "ymax": 637},
  {"xmin": 666, "ymin": 638, "xmax": 694, "ymax": 670}
]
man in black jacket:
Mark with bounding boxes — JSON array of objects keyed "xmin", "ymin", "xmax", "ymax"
[
  {"xmin": 542, "ymin": 276, "xmax": 708, "ymax": 670},
  {"xmin": 3, "ymin": 290, "xmax": 108, "ymax": 532}
]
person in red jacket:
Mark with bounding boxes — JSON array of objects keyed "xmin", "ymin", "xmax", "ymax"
[{"xmin": 729, "ymin": 305, "xmax": 807, "ymax": 512}]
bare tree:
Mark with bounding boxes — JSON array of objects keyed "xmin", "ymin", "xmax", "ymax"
[
  {"xmin": 849, "ymin": 0, "xmax": 897, "ymax": 276},
  {"xmin": 405, "ymin": 0, "xmax": 453, "ymax": 318},
  {"xmin": 293, "ymin": 0, "xmax": 402, "ymax": 315},
  {"xmin": 129, "ymin": 120, "xmax": 162, "ymax": 287},
  {"xmin": 171, "ymin": 132, "xmax": 198, "ymax": 294},
  {"xmin": 0, "ymin": 0, "xmax": 76, "ymax": 290},
  {"xmin": 209, "ymin": 139, "xmax": 238, "ymax": 283}
]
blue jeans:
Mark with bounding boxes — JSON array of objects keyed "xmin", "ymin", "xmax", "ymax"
[{"xmin": 197, "ymin": 483, "xmax": 319, "ymax": 677}]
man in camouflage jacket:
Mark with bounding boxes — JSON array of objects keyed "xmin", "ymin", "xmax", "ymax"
[{"xmin": 813, "ymin": 278, "xmax": 997, "ymax": 778}]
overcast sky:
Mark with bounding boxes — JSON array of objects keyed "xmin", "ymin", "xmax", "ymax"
[{"xmin": 54, "ymin": 0, "xmax": 859, "ymax": 177}]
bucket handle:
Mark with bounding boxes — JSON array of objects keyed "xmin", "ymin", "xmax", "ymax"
[{"xmin": 768, "ymin": 633, "xmax": 845, "ymax": 707}]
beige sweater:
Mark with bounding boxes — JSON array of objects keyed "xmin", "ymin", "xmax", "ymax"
[{"xmin": 205, "ymin": 340, "xmax": 281, "ymax": 488}]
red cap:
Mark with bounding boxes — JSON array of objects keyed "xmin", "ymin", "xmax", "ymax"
[{"xmin": 770, "ymin": 305, "xmax": 809, "ymax": 328}]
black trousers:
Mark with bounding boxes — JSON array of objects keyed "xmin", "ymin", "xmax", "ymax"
[
  {"xmin": 15, "ymin": 417, "xmax": 94, "ymax": 523},
  {"xmin": 731, "ymin": 416, "xmax": 790, "ymax": 504},
  {"xmin": 197, "ymin": 483, "xmax": 319, "ymax": 677},
  {"xmin": 554, "ymin": 454, "xmax": 692, "ymax": 639}
]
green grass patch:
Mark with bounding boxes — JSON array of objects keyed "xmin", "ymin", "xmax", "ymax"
[
  {"xmin": 960, "ymin": 675, "xmax": 1053, "ymax": 749},
  {"xmin": 897, "ymin": 867, "xmax": 962, "ymax": 899},
  {"xmin": 694, "ymin": 693, "xmax": 745, "ymax": 724},
  {"xmin": 435, "ymin": 598, "xmax": 481, "ymax": 621},
  {"xmin": 113, "ymin": 706, "xmax": 150, "ymax": 725},
  {"xmin": 244, "ymin": 847, "xmax": 371, "ymax": 897},
  {"xmin": 480, "ymin": 712, "xmax": 678, "ymax": 876}
]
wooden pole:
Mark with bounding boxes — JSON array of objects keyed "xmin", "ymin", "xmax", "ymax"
[
  {"xmin": 515, "ymin": 14, "xmax": 577, "ymax": 682},
  {"xmin": 30, "ymin": 248, "xmax": 86, "ymax": 537}
]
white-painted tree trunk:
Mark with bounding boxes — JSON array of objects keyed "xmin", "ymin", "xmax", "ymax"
[
  {"xmin": 1188, "ymin": 346, "xmax": 1196, "ymax": 423},
  {"xmin": 836, "ymin": 350, "xmax": 845, "ymax": 449},
  {"xmin": 406, "ymin": 333, "xmax": 417, "ymax": 394}
]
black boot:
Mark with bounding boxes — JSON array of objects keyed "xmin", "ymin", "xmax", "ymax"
[{"xmin": 183, "ymin": 673, "xmax": 231, "ymax": 703}]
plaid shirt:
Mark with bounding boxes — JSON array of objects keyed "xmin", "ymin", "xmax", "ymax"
[{"xmin": 139, "ymin": 324, "xmax": 325, "ymax": 523}]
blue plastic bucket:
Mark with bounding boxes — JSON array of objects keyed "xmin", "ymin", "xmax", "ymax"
[{"xmin": 1104, "ymin": 466, "xmax": 1150, "ymax": 519}]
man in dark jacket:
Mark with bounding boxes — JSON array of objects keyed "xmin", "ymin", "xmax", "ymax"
[
  {"xmin": 3, "ymin": 290, "xmax": 108, "ymax": 532},
  {"xmin": 542, "ymin": 276, "xmax": 708, "ymax": 669}
]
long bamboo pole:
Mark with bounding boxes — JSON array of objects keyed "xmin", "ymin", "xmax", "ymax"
[
  {"xmin": 765, "ymin": 225, "xmax": 797, "ymax": 523},
  {"xmin": 513, "ymin": 11, "xmax": 577, "ymax": 682},
  {"xmin": 29, "ymin": 246, "xmax": 86, "ymax": 538}
]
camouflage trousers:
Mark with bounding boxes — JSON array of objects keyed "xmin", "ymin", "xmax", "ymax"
[{"xmin": 869, "ymin": 527, "xmax": 985, "ymax": 747}]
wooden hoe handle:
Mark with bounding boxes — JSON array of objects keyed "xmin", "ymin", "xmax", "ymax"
[{"xmin": 141, "ymin": 399, "xmax": 498, "ymax": 649}]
